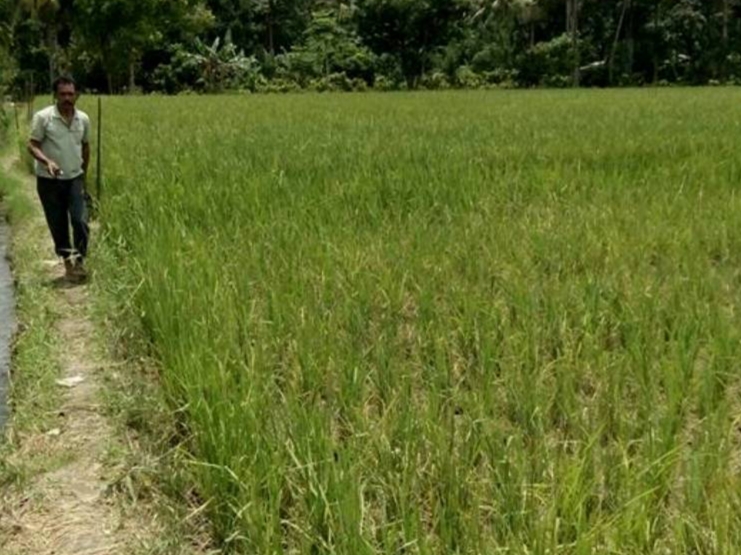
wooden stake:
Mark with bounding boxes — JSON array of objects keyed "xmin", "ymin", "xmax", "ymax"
[{"xmin": 96, "ymin": 97, "xmax": 102, "ymax": 203}]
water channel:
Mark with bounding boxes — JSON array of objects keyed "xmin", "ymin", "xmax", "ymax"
[{"xmin": 0, "ymin": 213, "xmax": 14, "ymax": 430}]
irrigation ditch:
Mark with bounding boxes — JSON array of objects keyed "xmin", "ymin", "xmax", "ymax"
[{"xmin": 0, "ymin": 208, "xmax": 13, "ymax": 431}]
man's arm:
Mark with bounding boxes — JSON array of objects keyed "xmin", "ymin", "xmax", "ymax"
[{"xmin": 27, "ymin": 139, "xmax": 61, "ymax": 177}]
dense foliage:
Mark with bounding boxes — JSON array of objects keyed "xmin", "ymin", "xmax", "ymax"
[{"xmin": 2, "ymin": 0, "xmax": 741, "ymax": 93}]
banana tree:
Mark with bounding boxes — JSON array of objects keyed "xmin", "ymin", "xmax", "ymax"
[{"xmin": 185, "ymin": 35, "xmax": 258, "ymax": 92}]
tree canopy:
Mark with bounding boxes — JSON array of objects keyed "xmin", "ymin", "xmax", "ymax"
[{"xmin": 2, "ymin": 0, "xmax": 741, "ymax": 93}]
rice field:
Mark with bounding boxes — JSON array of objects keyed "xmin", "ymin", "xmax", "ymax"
[{"xmin": 89, "ymin": 89, "xmax": 741, "ymax": 553}]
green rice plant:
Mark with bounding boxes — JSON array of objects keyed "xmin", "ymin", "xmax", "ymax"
[{"xmin": 86, "ymin": 88, "xmax": 741, "ymax": 553}]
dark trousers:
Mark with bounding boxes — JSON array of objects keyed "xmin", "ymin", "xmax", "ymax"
[{"xmin": 37, "ymin": 176, "xmax": 89, "ymax": 261}]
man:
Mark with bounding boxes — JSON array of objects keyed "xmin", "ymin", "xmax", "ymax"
[{"xmin": 27, "ymin": 75, "xmax": 91, "ymax": 282}]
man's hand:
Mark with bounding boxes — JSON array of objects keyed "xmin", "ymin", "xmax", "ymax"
[
  {"xmin": 28, "ymin": 139, "xmax": 62, "ymax": 178},
  {"xmin": 46, "ymin": 160, "xmax": 62, "ymax": 177}
]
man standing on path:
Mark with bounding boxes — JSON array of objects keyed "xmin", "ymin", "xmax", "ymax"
[{"xmin": 27, "ymin": 75, "xmax": 91, "ymax": 282}]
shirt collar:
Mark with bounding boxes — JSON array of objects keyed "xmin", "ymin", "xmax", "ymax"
[{"xmin": 52, "ymin": 104, "xmax": 79, "ymax": 121}]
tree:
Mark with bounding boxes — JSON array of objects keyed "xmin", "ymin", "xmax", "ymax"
[
  {"xmin": 566, "ymin": 0, "xmax": 580, "ymax": 85},
  {"xmin": 357, "ymin": 0, "xmax": 465, "ymax": 87},
  {"xmin": 2, "ymin": 0, "xmax": 738, "ymax": 91},
  {"xmin": 643, "ymin": 0, "xmax": 707, "ymax": 83},
  {"xmin": 0, "ymin": 0, "xmax": 12, "ymax": 50},
  {"xmin": 463, "ymin": 0, "xmax": 543, "ymax": 81},
  {"xmin": 205, "ymin": 0, "xmax": 264, "ymax": 54},
  {"xmin": 275, "ymin": 8, "xmax": 376, "ymax": 87},
  {"xmin": 608, "ymin": 0, "xmax": 630, "ymax": 84},
  {"xmin": 186, "ymin": 35, "xmax": 258, "ymax": 91},
  {"xmin": 73, "ymin": 0, "xmax": 213, "ymax": 92},
  {"xmin": 0, "ymin": 0, "xmax": 15, "ymax": 92},
  {"xmin": 709, "ymin": 0, "xmax": 740, "ymax": 79},
  {"xmin": 15, "ymin": 0, "xmax": 61, "ymax": 86},
  {"xmin": 205, "ymin": 0, "xmax": 313, "ymax": 58},
  {"xmin": 470, "ymin": 0, "xmax": 539, "ymax": 59}
]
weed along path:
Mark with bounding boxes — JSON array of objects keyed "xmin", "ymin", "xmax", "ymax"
[{"xmin": 0, "ymin": 152, "xmax": 178, "ymax": 554}]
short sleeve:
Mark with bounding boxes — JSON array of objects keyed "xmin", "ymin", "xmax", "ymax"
[
  {"xmin": 29, "ymin": 112, "xmax": 46, "ymax": 142},
  {"xmin": 82, "ymin": 116, "xmax": 91, "ymax": 143}
]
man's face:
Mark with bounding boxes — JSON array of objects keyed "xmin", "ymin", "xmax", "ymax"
[{"xmin": 55, "ymin": 83, "xmax": 77, "ymax": 110}]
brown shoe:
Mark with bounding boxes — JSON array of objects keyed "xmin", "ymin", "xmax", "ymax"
[
  {"xmin": 63, "ymin": 257, "xmax": 87, "ymax": 283},
  {"xmin": 72, "ymin": 260, "xmax": 88, "ymax": 282},
  {"xmin": 64, "ymin": 258, "xmax": 76, "ymax": 279}
]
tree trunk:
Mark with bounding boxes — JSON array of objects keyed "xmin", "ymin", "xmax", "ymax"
[
  {"xmin": 267, "ymin": 0, "xmax": 275, "ymax": 55},
  {"xmin": 46, "ymin": 24, "xmax": 57, "ymax": 89},
  {"xmin": 722, "ymin": 0, "xmax": 730, "ymax": 79},
  {"xmin": 652, "ymin": 3, "xmax": 660, "ymax": 83},
  {"xmin": 48, "ymin": 56, "xmax": 54, "ymax": 90},
  {"xmin": 566, "ymin": 0, "xmax": 580, "ymax": 87},
  {"xmin": 420, "ymin": 28, "xmax": 428, "ymax": 77},
  {"xmin": 128, "ymin": 58, "xmax": 136, "ymax": 92},
  {"xmin": 608, "ymin": 0, "xmax": 630, "ymax": 85},
  {"xmin": 626, "ymin": 0, "xmax": 634, "ymax": 76}
]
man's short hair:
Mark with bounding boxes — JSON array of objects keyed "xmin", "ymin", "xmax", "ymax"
[{"xmin": 52, "ymin": 75, "xmax": 77, "ymax": 94}]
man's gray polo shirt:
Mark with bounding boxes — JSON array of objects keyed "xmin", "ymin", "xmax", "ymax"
[{"xmin": 30, "ymin": 105, "xmax": 90, "ymax": 179}]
